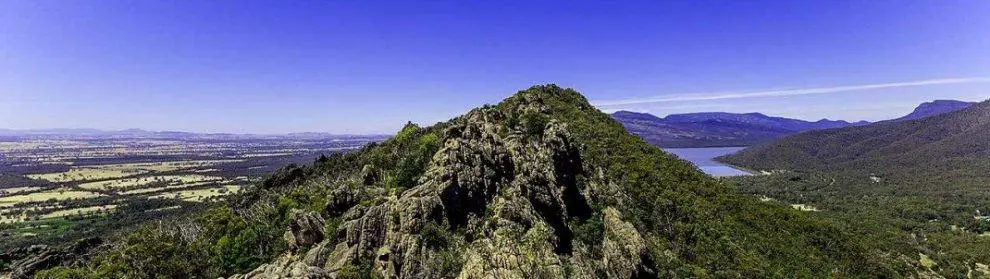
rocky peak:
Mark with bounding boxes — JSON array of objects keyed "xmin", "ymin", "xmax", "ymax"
[
  {"xmin": 894, "ymin": 99, "xmax": 975, "ymax": 121},
  {"xmin": 229, "ymin": 86, "xmax": 653, "ymax": 279}
]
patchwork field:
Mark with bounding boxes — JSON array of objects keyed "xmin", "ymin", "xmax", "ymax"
[
  {"xmin": 0, "ymin": 186, "xmax": 42, "ymax": 195},
  {"xmin": 120, "ymin": 181, "xmax": 220, "ymax": 195},
  {"xmin": 0, "ymin": 189, "xmax": 103, "ymax": 205},
  {"xmin": 27, "ymin": 167, "xmax": 148, "ymax": 183},
  {"xmin": 27, "ymin": 160, "xmax": 243, "ymax": 183},
  {"xmin": 0, "ymin": 135, "xmax": 385, "ymax": 249},
  {"xmin": 78, "ymin": 174, "xmax": 224, "ymax": 191},
  {"xmin": 40, "ymin": 205, "xmax": 117, "ymax": 219},
  {"xmin": 151, "ymin": 185, "xmax": 242, "ymax": 202}
]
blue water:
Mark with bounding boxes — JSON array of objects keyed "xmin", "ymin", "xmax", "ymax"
[{"xmin": 664, "ymin": 147, "xmax": 750, "ymax": 177}]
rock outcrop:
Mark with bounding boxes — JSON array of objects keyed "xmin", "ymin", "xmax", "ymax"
[
  {"xmin": 228, "ymin": 88, "xmax": 654, "ymax": 279},
  {"xmin": 602, "ymin": 207, "xmax": 654, "ymax": 279},
  {"xmin": 2, "ymin": 237, "xmax": 102, "ymax": 279},
  {"xmin": 286, "ymin": 210, "xmax": 328, "ymax": 252}
]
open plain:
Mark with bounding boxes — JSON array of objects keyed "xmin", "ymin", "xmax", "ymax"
[{"xmin": 0, "ymin": 133, "xmax": 384, "ymax": 248}]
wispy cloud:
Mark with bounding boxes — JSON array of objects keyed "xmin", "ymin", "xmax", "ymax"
[{"xmin": 592, "ymin": 77, "xmax": 990, "ymax": 106}]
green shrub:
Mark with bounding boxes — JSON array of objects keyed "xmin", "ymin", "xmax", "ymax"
[
  {"xmin": 325, "ymin": 217, "xmax": 342, "ymax": 242},
  {"xmin": 393, "ymin": 132, "xmax": 440, "ymax": 191},
  {"xmin": 336, "ymin": 263, "xmax": 381, "ymax": 279},
  {"xmin": 570, "ymin": 212, "xmax": 604, "ymax": 246},
  {"xmin": 34, "ymin": 267, "xmax": 96, "ymax": 279},
  {"xmin": 521, "ymin": 111, "xmax": 550, "ymax": 137},
  {"xmin": 421, "ymin": 222, "xmax": 451, "ymax": 249},
  {"xmin": 436, "ymin": 247, "xmax": 465, "ymax": 277}
]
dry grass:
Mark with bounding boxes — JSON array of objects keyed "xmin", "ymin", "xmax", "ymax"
[
  {"xmin": 919, "ymin": 253, "xmax": 936, "ymax": 269},
  {"xmin": 0, "ymin": 188, "xmax": 103, "ymax": 204},
  {"xmin": 0, "ymin": 205, "xmax": 64, "ymax": 223},
  {"xmin": 40, "ymin": 205, "xmax": 117, "ymax": 219},
  {"xmin": 0, "ymin": 186, "xmax": 43, "ymax": 196}
]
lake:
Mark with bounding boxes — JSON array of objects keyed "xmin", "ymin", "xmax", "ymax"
[{"xmin": 664, "ymin": 147, "xmax": 750, "ymax": 177}]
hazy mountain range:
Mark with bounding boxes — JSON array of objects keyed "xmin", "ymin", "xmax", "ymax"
[
  {"xmin": 612, "ymin": 100, "xmax": 974, "ymax": 148},
  {"xmin": 0, "ymin": 128, "xmax": 388, "ymax": 141},
  {"xmin": 885, "ymin": 99, "xmax": 975, "ymax": 122}
]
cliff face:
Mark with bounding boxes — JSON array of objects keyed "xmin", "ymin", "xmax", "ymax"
[{"xmin": 230, "ymin": 87, "xmax": 653, "ymax": 278}]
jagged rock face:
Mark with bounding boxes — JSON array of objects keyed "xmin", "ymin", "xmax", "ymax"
[
  {"xmin": 325, "ymin": 186, "xmax": 361, "ymax": 217},
  {"xmin": 286, "ymin": 210, "xmax": 327, "ymax": 252},
  {"xmin": 229, "ymin": 92, "xmax": 653, "ymax": 279},
  {"xmin": 4, "ymin": 245, "xmax": 61, "ymax": 279},
  {"xmin": 3, "ymin": 237, "xmax": 102, "ymax": 279},
  {"xmin": 229, "ymin": 254, "xmax": 331, "ymax": 279},
  {"xmin": 602, "ymin": 207, "xmax": 655, "ymax": 279}
]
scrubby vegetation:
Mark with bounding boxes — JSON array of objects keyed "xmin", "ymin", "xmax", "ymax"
[
  {"xmin": 723, "ymin": 173, "xmax": 990, "ymax": 278},
  {"xmin": 717, "ymin": 101, "xmax": 990, "ymax": 277},
  {"xmin": 21, "ymin": 85, "xmax": 957, "ymax": 278}
]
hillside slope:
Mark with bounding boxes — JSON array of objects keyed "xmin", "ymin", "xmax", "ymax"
[
  {"xmin": 716, "ymin": 100, "xmax": 990, "ymax": 277},
  {"xmin": 719, "ymin": 100, "xmax": 990, "ymax": 179},
  {"xmin": 612, "ymin": 111, "xmax": 864, "ymax": 148},
  {"xmin": 34, "ymin": 85, "xmax": 899, "ymax": 278}
]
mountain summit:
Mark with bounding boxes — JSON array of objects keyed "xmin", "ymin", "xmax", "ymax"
[{"xmin": 889, "ymin": 99, "xmax": 975, "ymax": 122}]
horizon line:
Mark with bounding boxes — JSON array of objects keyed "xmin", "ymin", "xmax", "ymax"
[{"xmin": 0, "ymin": 128, "xmax": 392, "ymax": 137}]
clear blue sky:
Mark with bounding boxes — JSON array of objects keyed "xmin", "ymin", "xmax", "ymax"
[{"xmin": 2, "ymin": 1, "xmax": 989, "ymax": 134}]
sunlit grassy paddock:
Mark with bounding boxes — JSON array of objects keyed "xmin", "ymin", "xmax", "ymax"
[
  {"xmin": 0, "ymin": 186, "xmax": 43, "ymax": 196},
  {"xmin": 40, "ymin": 205, "xmax": 117, "ymax": 219},
  {"xmin": 78, "ymin": 174, "xmax": 223, "ymax": 191},
  {"xmin": 28, "ymin": 167, "xmax": 148, "ymax": 183},
  {"xmin": 150, "ymin": 185, "xmax": 241, "ymax": 202},
  {"xmin": 27, "ymin": 160, "xmax": 243, "ymax": 183},
  {"xmin": 120, "ymin": 180, "xmax": 223, "ymax": 195},
  {"xmin": 0, "ymin": 188, "xmax": 103, "ymax": 204}
]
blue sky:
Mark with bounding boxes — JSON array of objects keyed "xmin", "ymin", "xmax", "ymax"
[{"xmin": 2, "ymin": 1, "xmax": 989, "ymax": 134}]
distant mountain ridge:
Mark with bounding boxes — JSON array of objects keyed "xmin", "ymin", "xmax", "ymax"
[
  {"xmin": 612, "ymin": 99, "xmax": 973, "ymax": 148},
  {"xmin": 888, "ymin": 100, "xmax": 975, "ymax": 122},
  {"xmin": 662, "ymin": 112, "xmax": 864, "ymax": 131},
  {"xmin": 611, "ymin": 111, "xmax": 868, "ymax": 148}
]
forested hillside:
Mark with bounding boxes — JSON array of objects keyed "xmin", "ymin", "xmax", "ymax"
[
  {"xmin": 717, "ymin": 100, "xmax": 990, "ymax": 277},
  {"xmin": 719, "ymin": 100, "xmax": 990, "ymax": 179},
  {"xmin": 30, "ymin": 85, "xmax": 937, "ymax": 278}
]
